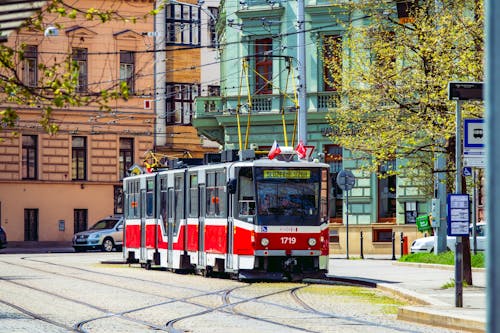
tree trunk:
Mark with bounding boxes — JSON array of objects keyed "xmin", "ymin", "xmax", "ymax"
[{"xmin": 462, "ymin": 176, "xmax": 473, "ymax": 285}]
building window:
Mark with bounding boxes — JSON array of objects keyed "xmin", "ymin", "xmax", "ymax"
[
  {"xmin": 378, "ymin": 160, "xmax": 397, "ymax": 222},
  {"xmin": 329, "ymin": 229, "xmax": 339, "ymax": 243},
  {"xmin": 114, "ymin": 186, "xmax": 124, "ymax": 214},
  {"xmin": 373, "ymin": 229, "xmax": 393, "ymax": 242},
  {"xmin": 119, "ymin": 138, "xmax": 134, "ymax": 180},
  {"xmin": 324, "ymin": 144, "xmax": 343, "ymax": 221},
  {"xmin": 24, "ymin": 208, "xmax": 38, "ymax": 241},
  {"xmin": 208, "ymin": 7, "xmax": 219, "ymax": 47},
  {"xmin": 23, "ymin": 45, "xmax": 38, "ymax": 87},
  {"xmin": 120, "ymin": 51, "xmax": 135, "ymax": 94},
  {"xmin": 322, "ymin": 35, "xmax": 342, "ymax": 91},
  {"xmin": 405, "ymin": 201, "xmax": 418, "ymax": 224},
  {"xmin": 72, "ymin": 48, "xmax": 88, "ymax": 93},
  {"xmin": 166, "ymin": 83, "xmax": 200, "ymax": 125},
  {"xmin": 254, "ymin": 37, "xmax": 273, "ymax": 94},
  {"xmin": 74, "ymin": 209, "xmax": 88, "ymax": 233},
  {"xmin": 207, "ymin": 85, "xmax": 220, "ymax": 96},
  {"xmin": 72, "ymin": 136, "xmax": 87, "ymax": 180},
  {"xmin": 22, "ymin": 135, "xmax": 37, "ymax": 180},
  {"xmin": 166, "ymin": 3, "xmax": 200, "ymax": 46}
]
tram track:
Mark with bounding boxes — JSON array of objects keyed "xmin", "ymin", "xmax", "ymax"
[{"xmin": 0, "ymin": 255, "xmax": 458, "ymax": 333}]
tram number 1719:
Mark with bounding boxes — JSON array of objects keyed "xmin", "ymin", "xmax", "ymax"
[{"xmin": 281, "ymin": 237, "xmax": 297, "ymax": 245}]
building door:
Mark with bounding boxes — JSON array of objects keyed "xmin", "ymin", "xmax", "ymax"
[
  {"xmin": 74, "ymin": 209, "xmax": 88, "ymax": 233},
  {"xmin": 24, "ymin": 209, "xmax": 38, "ymax": 241}
]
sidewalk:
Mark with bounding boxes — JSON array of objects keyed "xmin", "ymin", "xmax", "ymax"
[{"xmin": 327, "ymin": 256, "xmax": 486, "ymax": 333}]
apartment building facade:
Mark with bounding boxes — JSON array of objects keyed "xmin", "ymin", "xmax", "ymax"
[{"xmin": 193, "ymin": 0, "xmax": 431, "ymax": 255}]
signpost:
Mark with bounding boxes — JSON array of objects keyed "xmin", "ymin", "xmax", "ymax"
[
  {"xmin": 448, "ymin": 82, "xmax": 483, "ymax": 308},
  {"xmin": 337, "ymin": 170, "xmax": 355, "ymax": 259}
]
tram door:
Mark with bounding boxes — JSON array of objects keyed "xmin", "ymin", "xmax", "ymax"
[
  {"xmin": 198, "ymin": 184, "xmax": 206, "ymax": 267},
  {"xmin": 226, "ymin": 216, "xmax": 234, "ymax": 270},
  {"xmin": 167, "ymin": 187, "xmax": 174, "ymax": 268},
  {"xmin": 139, "ymin": 179, "xmax": 147, "ymax": 262},
  {"xmin": 226, "ymin": 181, "xmax": 234, "ymax": 270}
]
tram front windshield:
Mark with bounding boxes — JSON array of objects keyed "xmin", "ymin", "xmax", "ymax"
[{"xmin": 255, "ymin": 167, "xmax": 321, "ymax": 226}]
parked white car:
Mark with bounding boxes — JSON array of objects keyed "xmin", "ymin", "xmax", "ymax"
[{"xmin": 410, "ymin": 223, "xmax": 486, "ymax": 253}]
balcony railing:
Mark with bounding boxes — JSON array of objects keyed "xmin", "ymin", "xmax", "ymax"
[
  {"xmin": 244, "ymin": 0, "xmax": 282, "ymax": 7},
  {"xmin": 196, "ymin": 92, "xmax": 339, "ymax": 116},
  {"xmin": 317, "ymin": 91, "xmax": 338, "ymax": 110}
]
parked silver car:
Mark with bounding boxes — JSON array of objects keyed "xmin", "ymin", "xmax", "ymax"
[{"xmin": 72, "ymin": 215, "xmax": 124, "ymax": 252}]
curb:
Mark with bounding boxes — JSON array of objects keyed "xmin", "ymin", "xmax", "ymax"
[
  {"xmin": 398, "ymin": 306, "xmax": 486, "ymax": 333},
  {"xmin": 394, "ymin": 261, "xmax": 486, "ymax": 273},
  {"xmin": 326, "ymin": 275, "xmax": 485, "ymax": 333}
]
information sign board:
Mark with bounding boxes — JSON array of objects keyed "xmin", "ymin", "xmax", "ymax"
[
  {"xmin": 448, "ymin": 82, "xmax": 483, "ymax": 101},
  {"xmin": 447, "ymin": 194, "xmax": 470, "ymax": 236}
]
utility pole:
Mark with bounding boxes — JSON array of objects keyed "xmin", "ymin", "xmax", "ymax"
[
  {"xmin": 154, "ymin": 0, "xmax": 166, "ymax": 147},
  {"xmin": 486, "ymin": 1, "xmax": 500, "ymax": 331},
  {"xmin": 297, "ymin": 0, "xmax": 307, "ymax": 144}
]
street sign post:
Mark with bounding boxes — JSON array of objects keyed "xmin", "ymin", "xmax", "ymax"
[
  {"xmin": 337, "ymin": 170, "xmax": 356, "ymax": 259},
  {"xmin": 448, "ymin": 82, "xmax": 483, "ymax": 308}
]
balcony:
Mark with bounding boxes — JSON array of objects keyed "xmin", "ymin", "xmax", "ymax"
[
  {"xmin": 195, "ymin": 92, "xmax": 339, "ymax": 117},
  {"xmin": 316, "ymin": 91, "xmax": 338, "ymax": 111}
]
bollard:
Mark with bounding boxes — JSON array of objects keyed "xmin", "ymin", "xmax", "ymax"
[
  {"xmin": 392, "ymin": 232, "xmax": 396, "ymax": 260},
  {"xmin": 400, "ymin": 232, "xmax": 404, "ymax": 257},
  {"xmin": 360, "ymin": 231, "xmax": 364, "ymax": 259}
]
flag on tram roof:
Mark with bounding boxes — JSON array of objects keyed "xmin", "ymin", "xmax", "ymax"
[
  {"xmin": 268, "ymin": 140, "xmax": 281, "ymax": 160},
  {"xmin": 295, "ymin": 140, "xmax": 307, "ymax": 159}
]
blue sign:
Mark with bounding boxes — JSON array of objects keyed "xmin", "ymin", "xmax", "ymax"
[
  {"xmin": 463, "ymin": 167, "xmax": 472, "ymax": 177},
  {"xmin": 464, "ymin": 119, "xmax": 484, "ymax": 149},
  {"xmin": 447, "ymin": 194, "xmax": 470, "ymax": 237}
]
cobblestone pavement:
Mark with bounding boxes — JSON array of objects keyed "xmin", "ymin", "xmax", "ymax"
[{"xmin": 0, "ymin": 252, "xmax": 466, "ymax": 333}]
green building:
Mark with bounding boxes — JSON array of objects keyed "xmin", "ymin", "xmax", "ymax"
[{"xmin": 194, "ymin": 0, "xmax": 430, "ymax": 255}]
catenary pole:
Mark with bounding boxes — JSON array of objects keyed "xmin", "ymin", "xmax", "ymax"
[
  {"xmin": 454, "ymin": 100, "xmax": 463, "ymax": 308},
  {"xmin": 297, "ymin": 0, "xmax": 307, "ymax": 144},
  {"xmin": 485, "ymin": 1, "xmax": 499, "ymax": 331}
]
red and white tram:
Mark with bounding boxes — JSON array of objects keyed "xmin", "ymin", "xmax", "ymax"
[{"xmin": 123, "ymin": 150, "xmax": 330, "ymax": 280}]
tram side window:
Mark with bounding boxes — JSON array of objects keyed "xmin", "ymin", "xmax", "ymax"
[
  {"xmin": 206, "ymin": 170, "xmax": 226, "ymax": 217},
  {"xmin": 188, "ymin": 173, "xmax": 198, "ymax": 218},
  {"xmin": 174, "ymin": 175, "xmax": 184, "ymax": 234},
  {"xmin": 238, "ymin": 167, "xmax": 255, "ymax": 217},
  {"xmin": 127, "ymin": 180, "xmax": 140, "ymax": 218},
  {"xmin": 146, "ymin": 179, "xmax": 155, "ymax": 217},
  {"xmin": 160, "ymin": 178, "xmax": 168, "ymax": 233}
]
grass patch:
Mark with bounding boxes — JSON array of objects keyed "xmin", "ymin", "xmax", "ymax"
[
  {"xmin": 399, "ymin": 251, "xmax": 485, "ymax": 268},
  {"xmin": 440, "ymin": 279, "xmax": 470, "ymax": 289},
  {"xmin": 303, "ymin": 285, "xmax": 408, "ymax": 311}
]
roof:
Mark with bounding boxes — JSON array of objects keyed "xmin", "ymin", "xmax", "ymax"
[{"xmin": 0, "ymin": 0, "xmax": 46, "ymax": 42}]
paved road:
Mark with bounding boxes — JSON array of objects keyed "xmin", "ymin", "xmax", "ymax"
[{"xmin": 0, "ymin": 250, "xmax": 467, "ymax": 333}]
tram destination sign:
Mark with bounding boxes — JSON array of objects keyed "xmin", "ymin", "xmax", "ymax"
[
  {"xmin": 448, "ymin": 82, "xmax": 483, "ymax": 101},
  {"xmin": 263, "ymin": 169, "xmax": 311, "ymax": 179}
]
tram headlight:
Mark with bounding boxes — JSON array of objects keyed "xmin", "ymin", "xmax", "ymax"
[
  {"xmin": 260, "ymin": 238, "xmax": 270, "ymax": 247},
  {"xmin": 308, "ymin": 238, "xmax": 317, "ymax": 246}
]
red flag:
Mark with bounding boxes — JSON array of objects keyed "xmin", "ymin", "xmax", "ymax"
[
  {"xmin": 295, "ymin": 140, "xmax": 307, "ymax": 159},
  {"xmin": 268, "ymin": 140, "xmax": 281, "ymax": 160}
]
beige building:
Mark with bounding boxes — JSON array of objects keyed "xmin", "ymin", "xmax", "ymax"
[{"xmin": 0, "ymin": 0, "xmax": 217, "ymax": 243}]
